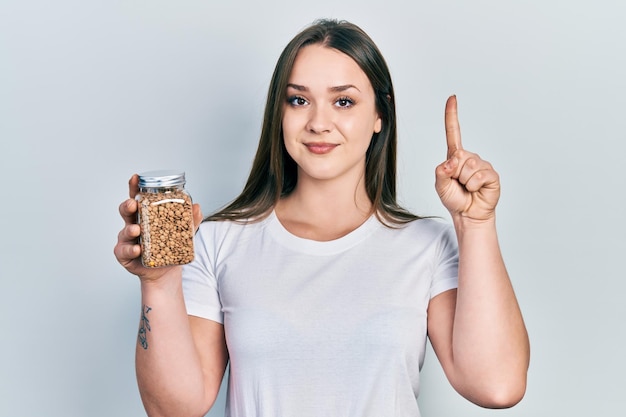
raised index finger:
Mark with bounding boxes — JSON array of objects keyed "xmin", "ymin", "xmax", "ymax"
[{"xmin": 445, "ymin": 95, "xmax": 463, "ymax": 158}]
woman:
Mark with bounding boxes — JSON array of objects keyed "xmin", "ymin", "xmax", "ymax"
[{"xmin": 115, "ymin": 19, "xmax": 529, "ymax": 417}]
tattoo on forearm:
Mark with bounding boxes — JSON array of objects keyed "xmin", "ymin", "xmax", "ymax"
[{"xmin": 138, "ymin": 305, "xmax": 152, "ymax": 350}]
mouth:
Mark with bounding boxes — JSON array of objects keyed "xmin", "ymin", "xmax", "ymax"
[{"xmin": 304, "ymin": 142, "xmax": 339, "ymax": 155}]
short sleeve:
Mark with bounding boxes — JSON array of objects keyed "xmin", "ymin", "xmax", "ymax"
[
  {"xmin": 430, "ymin": 224, "xmax": 459, "ymax": 299},
  {"xmin": 182, "ymin": 223, "xmax": 224, "ymax": 324}
]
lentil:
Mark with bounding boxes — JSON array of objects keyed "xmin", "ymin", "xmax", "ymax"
[{"xmin": 137, "ymin": 171, "xmax": 195, "ymax": 267}]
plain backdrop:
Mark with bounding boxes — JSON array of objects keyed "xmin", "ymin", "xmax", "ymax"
[{"xmin": 1, "ymin": 0, "xmax": 624, "ymax": 416}]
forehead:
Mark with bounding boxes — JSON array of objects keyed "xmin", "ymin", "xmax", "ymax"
[{"xmin": 289, "ymin": 44, "xmax": 372, "ymax": 89}]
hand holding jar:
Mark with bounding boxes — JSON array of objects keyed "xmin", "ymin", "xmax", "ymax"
[{"xmin": 114, "ymin": 171, "xmax": 203, "ymax": 282}]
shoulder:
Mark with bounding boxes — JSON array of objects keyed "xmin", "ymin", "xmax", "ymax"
[
  {"xmin": 373, "ymin": 217, "xmax": 458, "ymax": 256},
  {"xmin": 384, "ymin": 217, "xmax": 454, "ymax": 240},
  {"xmin": 196, "ymin": 215, "xmax": 273, "ymax": 247},
  {"xmin": 198, "ymin": 215, "xmax": 270, "ymax": 236}
]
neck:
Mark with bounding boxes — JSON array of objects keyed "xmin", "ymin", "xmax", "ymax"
[{"xmin": 275, "ymin": 171, "xmax": 373, "ymax": 241}]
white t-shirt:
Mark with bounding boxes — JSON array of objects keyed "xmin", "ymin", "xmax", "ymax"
[{"xmin": 183, "ymin": 211, "xmax": 458, "ymax": 417}]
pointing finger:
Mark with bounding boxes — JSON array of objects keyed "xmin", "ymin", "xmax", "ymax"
[{"xmin": 445, "ymin": 95, "xmax": 463, "ymax": 159}]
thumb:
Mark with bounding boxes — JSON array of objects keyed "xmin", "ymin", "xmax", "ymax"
[
  {"xmin": 192, "ymin": 203, "xmax": 203, "ymax": 232},
  {"xmin": 435, "ymin": 158, "xmax": 458, "ymax": 195}
]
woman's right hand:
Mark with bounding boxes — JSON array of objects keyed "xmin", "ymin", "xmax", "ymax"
[{"xmin": 113, "ymin": 174, "xmax": 203, "ymax": 282}]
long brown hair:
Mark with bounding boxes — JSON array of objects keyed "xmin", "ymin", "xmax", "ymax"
[{"xmin": 207, "ymin": 19, "xmax": 419, "ymax": 225}]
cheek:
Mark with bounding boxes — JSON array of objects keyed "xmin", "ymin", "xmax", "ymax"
[
  {"xmin": 281, "ymin": 112, "xmax": 299, "ymax": 140},
  {"xmin": 281, "ymin": 119, "xmax": 298, "ymax": 158},
  {"xmin": 338, "ymin": 115, "xmax": 376, "ymax": 143}
]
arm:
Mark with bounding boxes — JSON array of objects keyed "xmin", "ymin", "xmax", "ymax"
[
  {"xmin": 428, "ymin": 96, "xmax": 530, "ymax": 408},
  {"xmin": 114, "ymin": 175, "xmax": 228, "ymax": 417},
  {"xmin": 136, "ymin": 275, "xmax": 228, "ymax": 417}
]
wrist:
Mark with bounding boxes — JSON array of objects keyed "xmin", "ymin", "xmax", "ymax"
[
  {"xmin": 140, "ymin": 267, "xmax": 183, "ymax": 296},
  {"xmin": 451, "ymin": 213, "xmax": 498, "ymax": 235}
]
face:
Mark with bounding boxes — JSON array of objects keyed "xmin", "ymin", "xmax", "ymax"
[{"xmin": 282, "ymin": 44, "xmax": 382, "ymax": 185}]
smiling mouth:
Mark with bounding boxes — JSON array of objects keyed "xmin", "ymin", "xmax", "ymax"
[{"xmin": 304, "ymin": 142, "xmax": 339, "ymax": 154}]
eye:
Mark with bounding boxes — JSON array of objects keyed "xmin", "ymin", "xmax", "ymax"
[
  {"xmin": 335, "ymin": 97, "xmax": 355, "ymax": 108},
  {"xmin": 287, "ymin": 95, "xmax": 308, "ymax": 107}
]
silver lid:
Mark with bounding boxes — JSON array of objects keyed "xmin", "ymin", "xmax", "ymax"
[{"xmin": 138, "ymin": 170, "xmax": 186, "ymax": 187}]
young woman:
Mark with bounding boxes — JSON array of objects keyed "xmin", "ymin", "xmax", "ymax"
[{"xmin": 115, "ymin": 19, "xmax": 529, "ymax": 417}]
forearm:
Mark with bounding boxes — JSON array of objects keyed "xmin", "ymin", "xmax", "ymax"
[
  {"xmin": 451, "ymin": 216, "xmax": 529, "ymax": 406},
  {"xmin": 135, "ymin": 269, "xmax": 208, "ymax": 417}
]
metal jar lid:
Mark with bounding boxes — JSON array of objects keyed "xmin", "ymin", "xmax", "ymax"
[{"xmin": 138, "ymin": 170, "xmax": 186, "ymax": 187}]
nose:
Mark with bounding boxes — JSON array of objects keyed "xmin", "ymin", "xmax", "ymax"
[{"xmin": 306, "ymin": 104, "xmax": 332, "ymax": 134}]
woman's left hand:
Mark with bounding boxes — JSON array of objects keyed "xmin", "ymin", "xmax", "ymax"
[{"xmin": 435, "ymin": 95, "xmax": 501, "ymax": 222}]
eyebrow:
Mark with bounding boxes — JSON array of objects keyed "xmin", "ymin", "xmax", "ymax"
[{"xmin": 286, "ymin": 83, "xmax": 361, "ymax": 93}]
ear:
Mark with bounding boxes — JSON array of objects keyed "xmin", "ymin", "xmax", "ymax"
[{"xmin": 374, "ymin": 114, "xmax": 382, "ymax": 134}]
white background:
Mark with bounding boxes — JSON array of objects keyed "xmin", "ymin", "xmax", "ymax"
[{"xmin": 1, "ymin": 0, "xmax": 624, "ymax": 416}]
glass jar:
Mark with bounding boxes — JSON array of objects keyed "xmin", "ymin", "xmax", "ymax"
[{"xmin": 136, "ymin": 170, "xmax": 195, "ymax": 268}]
